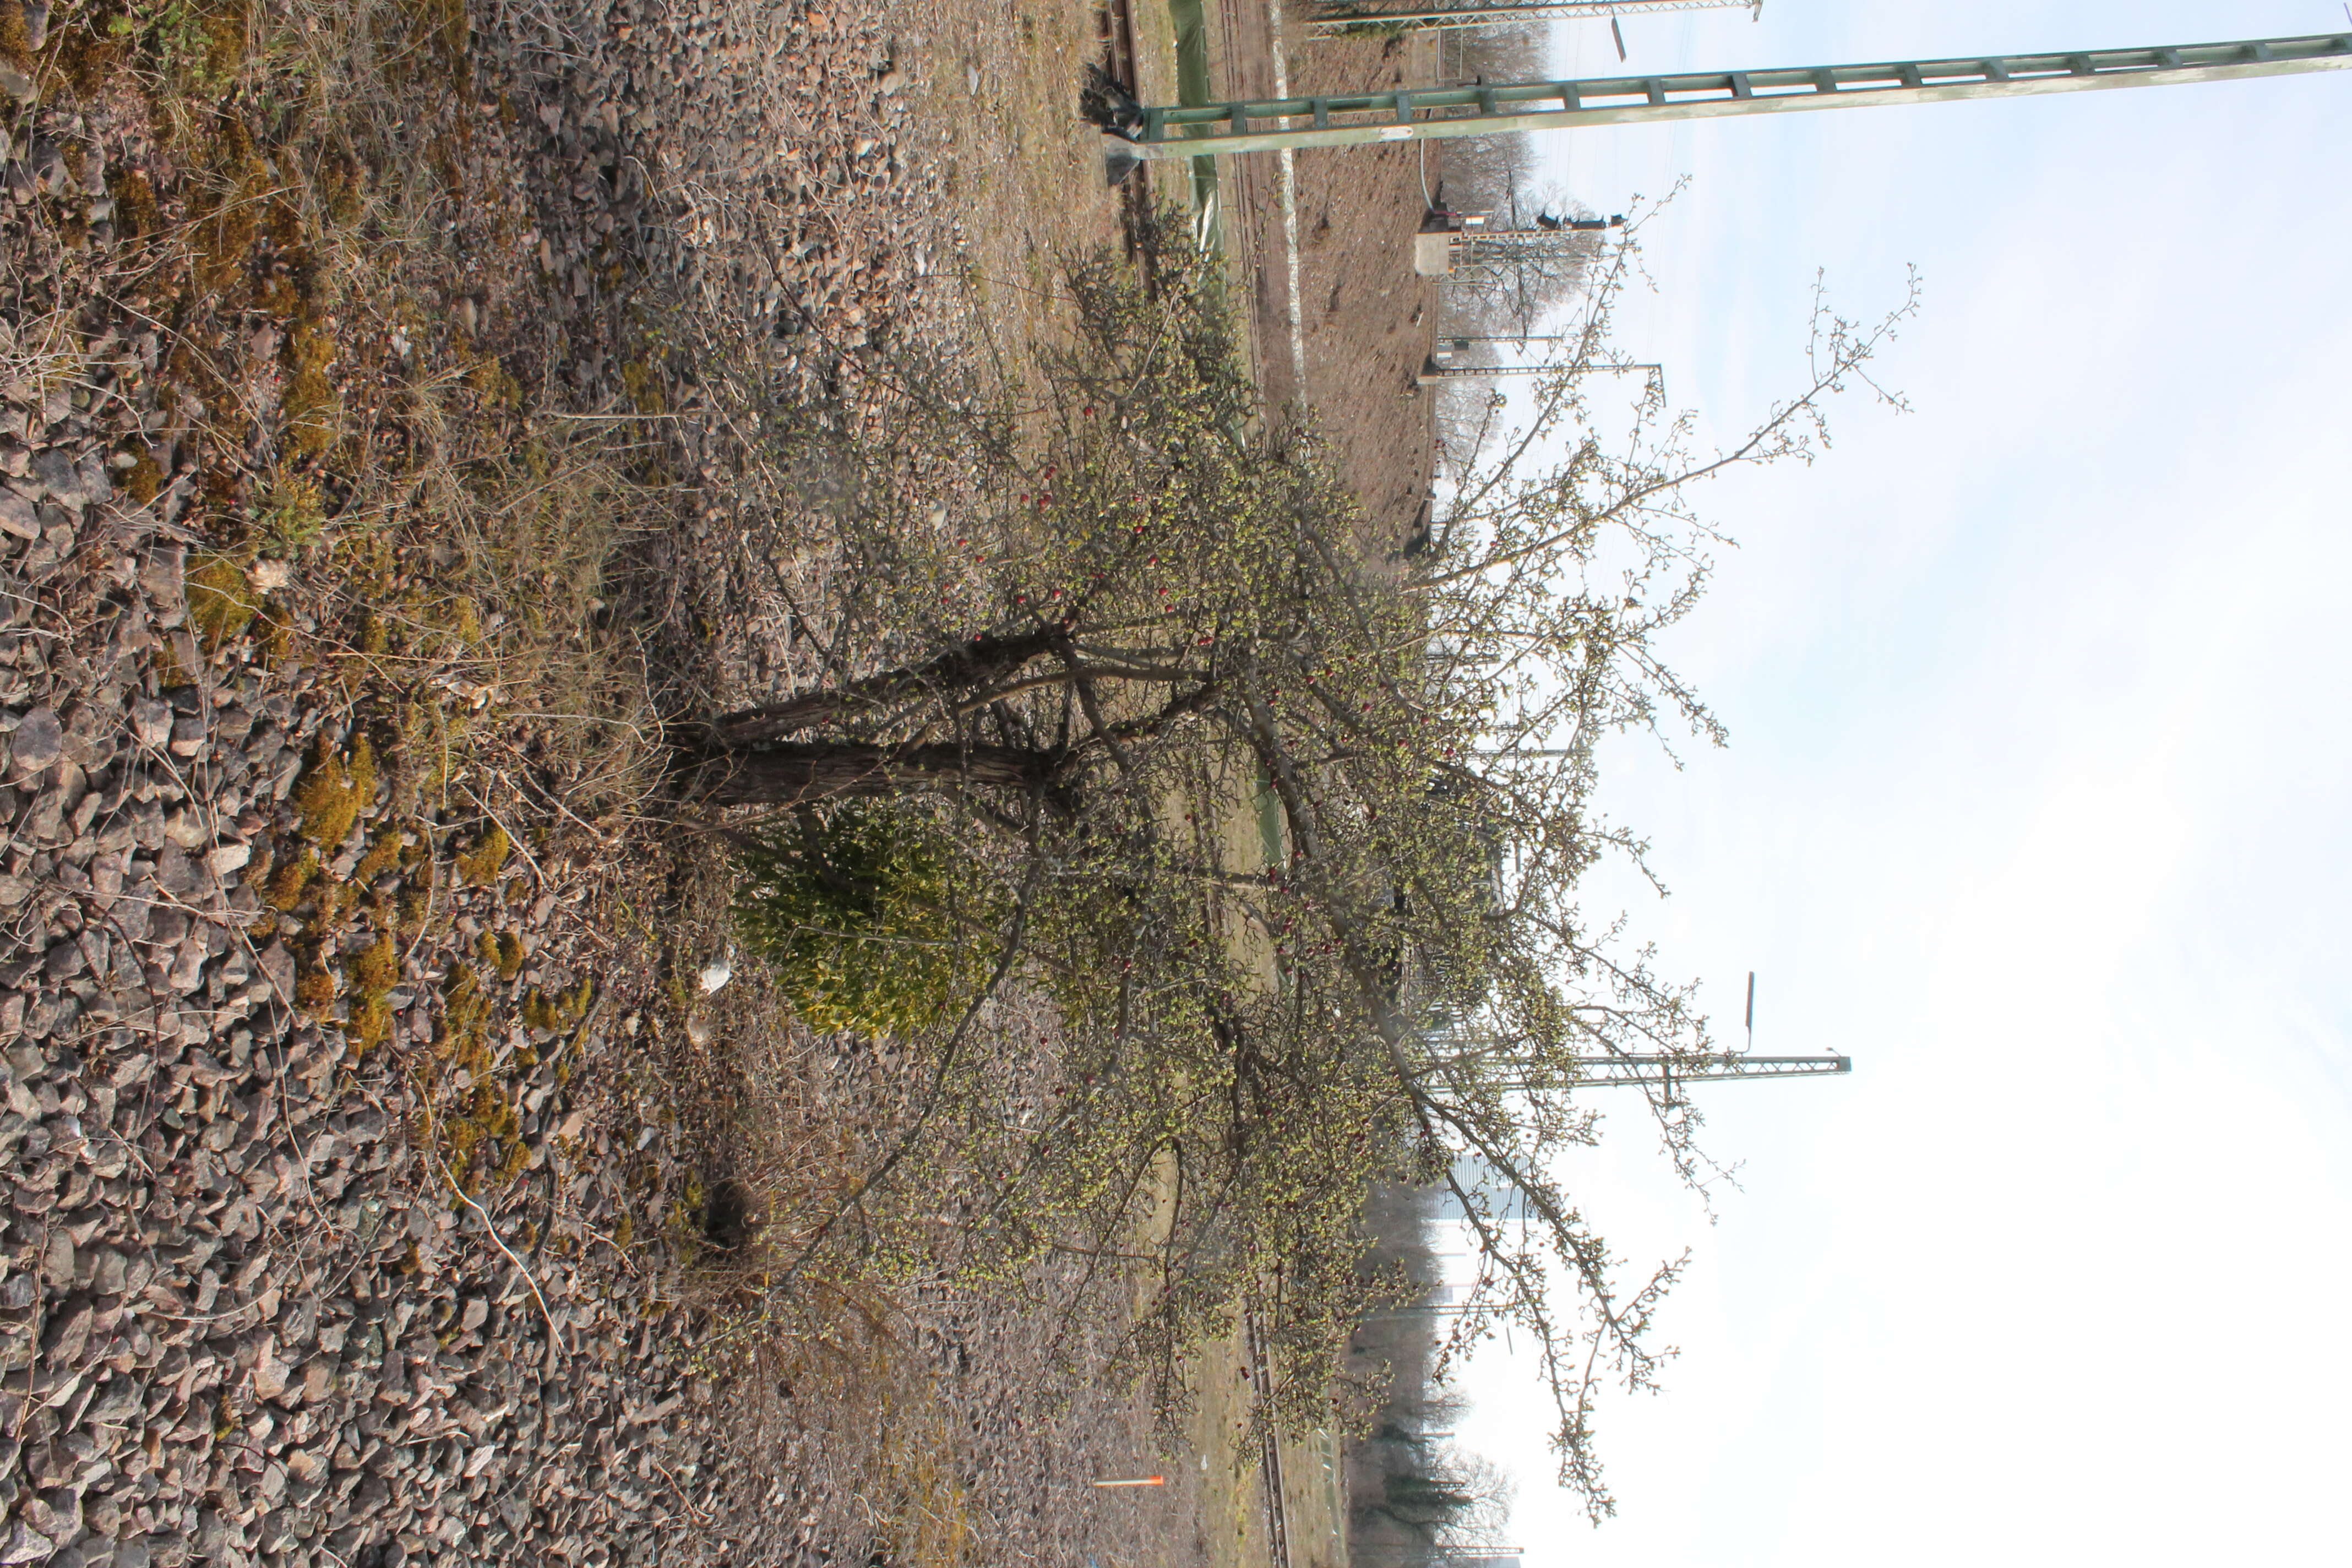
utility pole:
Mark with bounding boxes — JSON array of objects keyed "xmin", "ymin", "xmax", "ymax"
[
  {"xmin": 1101, "ymin": 32, "xmax": 2352, "ymax": 161},
  {"xmin": 1312, "ymin": 0, "xmax": 1757, "ymax": 40}
]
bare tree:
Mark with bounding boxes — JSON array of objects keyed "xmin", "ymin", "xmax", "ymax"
[{"xmin": 701, "ymin": 207, "xmax": 1918, "ymax": 1516}]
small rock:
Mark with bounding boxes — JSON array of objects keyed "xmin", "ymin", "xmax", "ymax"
[
  {"xmin": 0, "ymin": 487, "xmax": 37, "ymax": 541},
  {"xmin": 184, "ymin": 1050, "xmax": 239, "ymax": 1088},
  {"xmin": 25, "ymin": 449, "xmax": 85, "ymax": 507},
  {"xmin": 140, "ymin": 546, "xmax": 186, "ymax": 620},
  {"xmin": 41, "ymin": 1299, "xmax": 94, "ymax": 1364},
  {"xmin": 207, "ymin": 843, "xmax": 251, "ymax": 875},
  {"xmin": 130, "ymin": 698, "xmax": 172, "ymax": 746},
  {"xmin": 17, "ymin": 790, "xmax": 63, "ymax": 844},
  {"xmin": 23, "ymin": 520, "xmax": 74, "ymax": 574},
  {"xmin": 23, "ymin": 1489, "xmax": 80, "ymax": 1543},
  {"xmin": 9, "ymin": 707, "xmax": 63, "ymax": 772},
  {"xmin": 258, "ymin": 941, "xmax": 296, "ymax": 1000},
  {"xmin": 0, "ymin": 1521, "xmax": 54, "ymax": 1566},
  {"xmin": 253, "ymin": 1347, "xmax": 291, "ymax": 1401}
]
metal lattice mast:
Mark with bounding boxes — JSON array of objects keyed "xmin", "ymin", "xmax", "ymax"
[
  {"xmin": 1415, "ymin": 1025, "xmax": 1850, "ymax": 1090},
  {"xmin": 1479, "ymin": 1053, "xmax": 1850, "ymax": 1090},
  {"xmin": 1445, "ymin": 225, "xmax": 1605, "ymax": 275},
  {"xmin": 1311, "ymin": 0, "xmax": 1757, "ymax": 40},
  {"xmin": 1416, "ymin": 357, "xmax": 1660, "ymax": 385},
  {"xmin": 1109, "ymin": 32, "xmax": 2352, "ymax": 159}
]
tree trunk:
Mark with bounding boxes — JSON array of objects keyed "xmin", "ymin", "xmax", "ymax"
[
  {"xmin": 706, "ymin": 627, "xmax": 1071, "ymax": 747},
  {"xmin": 692, "ymin": 741, "xmax": 1068, "ymax": 805}
]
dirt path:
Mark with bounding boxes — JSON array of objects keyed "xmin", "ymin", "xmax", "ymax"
[{"xmin": 1206, "ymin": 12, "xmax": 1442, "ymax": 539}]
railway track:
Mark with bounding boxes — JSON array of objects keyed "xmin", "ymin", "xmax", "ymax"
[{"xmin": 1243, "ymin": 1303, "xmax": 1297, "ymax": 1568}]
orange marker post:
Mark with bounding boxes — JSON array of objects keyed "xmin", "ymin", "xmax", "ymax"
[{"xmin": 1089, "ymin": 1477, "xmax": 1167, "ymax": 1488}]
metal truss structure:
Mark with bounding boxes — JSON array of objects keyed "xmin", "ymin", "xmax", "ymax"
[{"xmin": 1112, "ymin": 32, "xmax": 2352, "ymax": 159}]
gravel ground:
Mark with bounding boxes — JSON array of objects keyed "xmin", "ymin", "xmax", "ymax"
[
  {"xmin": 4, "ymin": 0, "xmax": 1184, "ymax": 1562},
  {"xmin": 0, "ymin": 352, "xmax": 757, "ymax": 1568}
]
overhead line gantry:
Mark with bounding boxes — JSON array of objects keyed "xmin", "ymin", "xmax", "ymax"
[{"xmin": 1101, "ymin": 32, "xmax": 2352, "ymax": 162}]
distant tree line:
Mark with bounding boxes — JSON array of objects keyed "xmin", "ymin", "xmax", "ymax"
[{"xmin": 1342, "ymin": 1184, "xmax": 1514, "ymax": 1568}]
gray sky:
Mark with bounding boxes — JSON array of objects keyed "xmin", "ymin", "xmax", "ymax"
[{"xmin": 1447, "ymin": 3, "xmax": 2352, "ymax": 1563}]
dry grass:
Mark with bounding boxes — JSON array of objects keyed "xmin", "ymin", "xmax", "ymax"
[
  {"xmin": 730, "ymin": 1288, "xmax": 982, "ymax": 1568},
  {"xmin": 910, "ymin": 0, "xmax": 1134, "ymax": 368}
]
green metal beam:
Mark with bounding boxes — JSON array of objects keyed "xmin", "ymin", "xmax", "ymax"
[{"xmin": 1116, "ymin": 32, "xmax": 2352, "ymax": 159}]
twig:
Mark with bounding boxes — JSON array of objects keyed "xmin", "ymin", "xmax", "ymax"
[
  {"xmin": 438, "ymin": 1157, "xmax": 568, "ymax": 1378},
  {"xmin": 649, "ymin": 1453, "xmax": 716, "ymax": 1526},
  {"xmin": 13, "ymin": 1220, "xmax": 47, "ymax": 1440}
]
